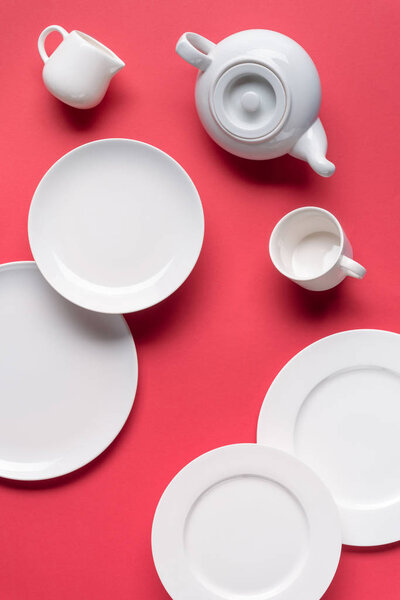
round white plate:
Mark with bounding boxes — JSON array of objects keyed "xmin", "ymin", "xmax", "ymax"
[
  {"xmin": 28, "ymin": 139, "xmax": 204, "ymax": 313},
  {"xmin": 152, "ymin": 444, "xmax": 341, "ymax": 600},
  {"xmin": 258, "ymin": 329, "xmax": 400, "ymax": 546},
  {"xmin": 0, "ymin": 262, "xmax": 137, "ymax": 480}
]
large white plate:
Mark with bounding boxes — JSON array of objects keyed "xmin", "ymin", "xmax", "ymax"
[
  {"xmin": 0, "ymin": 262, "xmax": 137, "ymax": 480},
  {"xmin": 28, "ymin": 139, "xmax": 204, "ymax": 313},
  {"xmin": 152, "ymin": 444, "xmax": 341, "ymax": 600},
  {"xmin": 258, "ymin": 329, "xmax": 400, "ymax": 546}
]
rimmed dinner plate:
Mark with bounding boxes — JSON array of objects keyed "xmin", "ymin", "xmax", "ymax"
[
  {"xmin": 0, "ymin": 262, "xmax": 137, "ymax": 480},
  {"xmin": 28, "ymin": 139, "xmax": 204, "ymax": 313},
  {"xmin": 258, "ymin": 329, "xmax": 400, "ymax": 546},
  {"xmin": 152, "ymin": 443, "xmax": 341, "ymax": 600}
]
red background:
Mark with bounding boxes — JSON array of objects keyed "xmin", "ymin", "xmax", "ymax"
[{"xmin": 0, "ymin": 0, "xmax": 399, "ymax": 598}]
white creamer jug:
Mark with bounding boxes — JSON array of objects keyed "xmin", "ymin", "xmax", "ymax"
[{"xmin": 38, "ymin": 25, "xmax": 125, "ymax": 109}]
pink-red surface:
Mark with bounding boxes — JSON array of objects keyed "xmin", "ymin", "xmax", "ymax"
[{"xmin": 0, "ymin": 1, "xmax": 399, "ymax": 599}]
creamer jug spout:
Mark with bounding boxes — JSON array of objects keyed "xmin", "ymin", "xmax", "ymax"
[
  {"xmin": 107, "ymin": 53, "xmax": 125, "ymax": 76},
  {"xmin": 289, "ymin": 119, "xmax": 335, "ymax": 177},
  {"xmin": 94, "ymin": 38, "xmax": 124, "ymax": 76}
]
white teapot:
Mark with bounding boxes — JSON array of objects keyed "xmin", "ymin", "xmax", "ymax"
[{"xmin": 176, "ymin": 30, "xmax": 335, "ymax": 177}]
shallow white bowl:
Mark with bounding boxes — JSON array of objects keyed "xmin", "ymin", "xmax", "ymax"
[{"xmin": 28, "ymin": 139, "xmax": 204, "ymax": 313}]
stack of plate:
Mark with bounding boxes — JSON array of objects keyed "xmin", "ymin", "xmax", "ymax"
[
  {"xmin": 0, "ymin": 139, "xmax": 204, "ymax": 481},
  {"xmin": 152, "ymin": 329, "xmax": 400, "ymax": 600}
]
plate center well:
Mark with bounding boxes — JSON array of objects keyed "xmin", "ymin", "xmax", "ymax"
[
  {"xmin": 184, "ymin": 475, "xmax": 309, "ymax": 599},
  {"xmin": 294, "ymin": 366, "xmax": 400, "ymax": 510},
  {"xmin": 41, "ymin": 147, "xmax": 190, "ymax": 288}
]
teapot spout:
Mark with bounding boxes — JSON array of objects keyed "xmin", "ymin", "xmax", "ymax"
[{"xmin": 289, "ymin": 119, "xmax": 335, "ymax": 177}]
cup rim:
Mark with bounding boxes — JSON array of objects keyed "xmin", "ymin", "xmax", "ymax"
[{"xmin": 269, "ymin": 206, "xmax": 344, "ymax": 281}]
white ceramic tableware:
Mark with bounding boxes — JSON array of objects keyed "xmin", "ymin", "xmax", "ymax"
[
  {"xmin": 176, "ymin": 30, "xmax": 334, "ymax": 176},
  {"xmin": 28, "ymin": 139, "xmax": 204, "ymax": 313},
  {"xmin": 0, "ymin": 261, "xmax": 137, "ymax": 481},
  {"xmin": 269, "ymin": 207, "xmax": 366, "ymax": 291},
  {"xmin": 258, "ymin": 330, "xmax": 400, "ymax": 546},
  {"xmin": 152, "ymin": 443, "xmax": 341, "ymax": 600},
  {"xmin": 38, "ymin": 25, "xmax": 125, "ymax": 109}
]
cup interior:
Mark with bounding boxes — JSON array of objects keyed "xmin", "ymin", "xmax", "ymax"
[{"xmin": 270, "ymin": 208, "xmax": 342, "ymax": 280}]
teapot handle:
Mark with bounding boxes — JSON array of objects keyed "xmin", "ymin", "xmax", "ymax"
[
  {"xmin": 38, "ymin": 25, "xmax": 68, "ymax": 63},
  {"xmin": 176, "ymin": 32, "xmax": 215, "ymax": 71}
]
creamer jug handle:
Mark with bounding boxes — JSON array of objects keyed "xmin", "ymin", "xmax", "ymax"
[
  {"xmin": 38, "ymin": 25, "xmax": 68, "ymax": 63},
  {"xmin": 176, "ymin": 32, "xmax": 215, "ymax": 71}
]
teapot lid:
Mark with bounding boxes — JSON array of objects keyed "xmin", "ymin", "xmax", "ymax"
[{"xmin": 210, "ymin": 63, "xmax": 288, "ymax": 141}]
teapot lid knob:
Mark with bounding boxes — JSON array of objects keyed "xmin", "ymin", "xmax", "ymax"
[
  {"xmin": 211, "ymin": 62, "xmax": 288, "ymax": 140},
  {"xmin": 241, "ymin": 91, "xmax": 261, "ymax": 113}
]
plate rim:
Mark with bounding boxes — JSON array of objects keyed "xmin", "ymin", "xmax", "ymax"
[
  {"xmin": 0, "ymin": 260, "xmax": 138, "ymax": 481},
  {"xmin": 28, "ymin": 138, "xmax": 205, "ymax": 314}
]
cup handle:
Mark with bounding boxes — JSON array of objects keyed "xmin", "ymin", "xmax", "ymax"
[
  {"xmin": 176, "ymin": 32, "xmax": 215, "ymax": 71},
  {"xmin": 339, "ymin": 255, "xmax": 366, "ymax": 279},
  {"xmin": 38, "ymin": 25, "xmax": 68, "ymax": 63}
]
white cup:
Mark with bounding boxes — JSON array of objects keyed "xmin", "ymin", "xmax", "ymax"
[
  {"xmin": 38, "ymin": 25, "xmax": 125, "ymax": 109},
  {"xmin": 269, "ymin": 207, "xmax": 366, "ymax": 291}
]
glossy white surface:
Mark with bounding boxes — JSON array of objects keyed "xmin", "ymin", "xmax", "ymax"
[
  {"xmin": 257, "ymin": 330, "xmax": 400, "ymax": 546},
  {"xmin": 38, "ymin": 25, "xmax": 125, "ymax": 109},
  {"xmin": 269, "ymin": 207, "xmax": 366, "ymax": 291},
  {"xmin": 176, "ymin": 30, "xmax": 334, "ymax": 176},
  {"xmin": 28, "ymin": 139, "xmax": 204, "ymax": 313},
  {"xmin": 152, "ymin": 444, "xmax": 341, "ymax": 600},
  {"xmin": 0, "ymin": 262, "xmax": 137, "ymax": 480}
]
